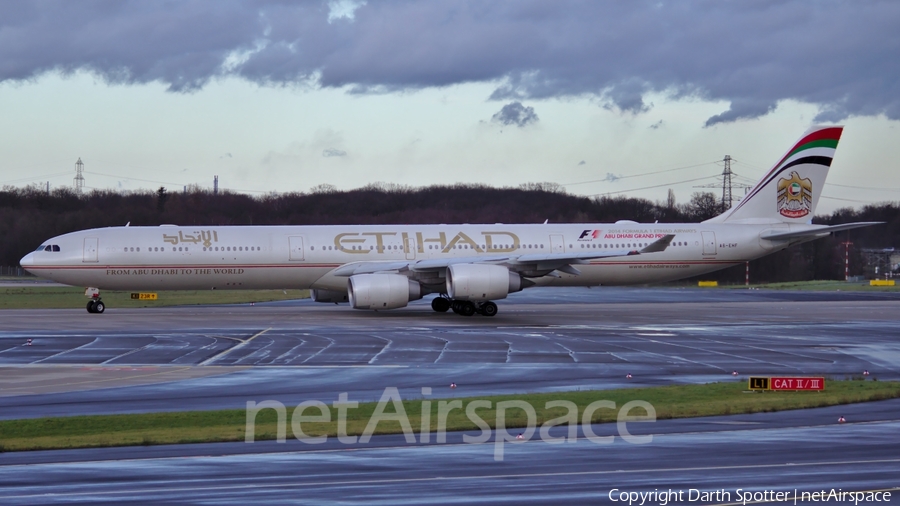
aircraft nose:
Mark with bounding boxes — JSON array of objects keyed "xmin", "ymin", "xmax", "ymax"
[{"xmin": 20, "ymin": 252, "xmax": 34, "ymax": 268}]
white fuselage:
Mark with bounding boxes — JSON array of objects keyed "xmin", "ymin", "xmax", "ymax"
[{"xmin": 20, "ymin": 222, "xmax": 803, "ymax": 292}]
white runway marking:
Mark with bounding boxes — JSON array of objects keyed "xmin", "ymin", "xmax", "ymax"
[
  {"xmin": 198, "ymin": 329, "xmax": 271, "ymax": 366},
  {"xmin": 4, "ymin": 457, "xmax": 900, "ymax": 500}
]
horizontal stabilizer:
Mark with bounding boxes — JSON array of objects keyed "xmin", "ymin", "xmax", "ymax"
[{"xmin": 761, "ymin": 222, "xmax": 882, "ymax": 241}]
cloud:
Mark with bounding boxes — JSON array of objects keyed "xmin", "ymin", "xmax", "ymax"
[
  {"xmin": 491, "ymin": 102, "xmax": 538, "ymax": 127},
  {"xmin": 1, "ymin": 2, "xmax": 899, "ymax": 123},
  {"xmin": 704, "ymin": 99, "xmax": 777, "ymax": 127},
  {"xmin": 322, "ymin": 148, "xmax": 347, "ymax": 157},
  {"xmin": 327, "ymin": 0, "xmax": 367, "ymax": 23},
  {"xmin": 649, "ymin": 120, "xmax": 663, "ymax": 130},
  {"xmin": 578, "ymin": 160, "xmax": 586, "ymax": 165}
]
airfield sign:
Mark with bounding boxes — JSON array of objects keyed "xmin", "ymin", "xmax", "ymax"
[{"xmin": 748, "ymin": 377, "xmax": 825, "ymax": 391}]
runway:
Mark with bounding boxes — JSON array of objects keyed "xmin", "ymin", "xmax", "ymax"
[
  {"xmin": 1, "ymin": 287, "xmax": 898, "ymax": 504},
  {"xmin": 1, "ymin": 288, "xmax": 898, "ymax": 419},
  {"xmin": 1, "ymin": 400, "xmax": 899, "ymax": 505}
]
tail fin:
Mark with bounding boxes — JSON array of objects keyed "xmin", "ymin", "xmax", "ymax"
[{"xmin": 705, "ymin": 125, "xmax": 843, "ymax": 224}]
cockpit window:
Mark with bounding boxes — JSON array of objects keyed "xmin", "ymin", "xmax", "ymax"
[
  {"xmin": 52, "ymin": 245, "xmax": 60, "ymax": 252},
  {"xmin": 44, "ymin": 245, "xmax": 52, "ymax": 252},
  {"xmin": 36, "ymin": 245, "xmax": 46, "ymax": 252}
]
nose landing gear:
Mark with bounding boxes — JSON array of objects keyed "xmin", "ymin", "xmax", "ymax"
[
  {"xmin": 86, "ymin": 299, "xmax": 105, "ymax": 313},
  {"xmin": 85, "ymin": 287, "xmax": 105, "ymax": 313}
]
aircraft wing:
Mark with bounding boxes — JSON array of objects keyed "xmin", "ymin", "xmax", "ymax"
[
  {"xmin": 760, "ymin": 222, "xmax": 882, "ymax": 241},
  {"xmin": 331, "ymin": 234, "xmax": 675, "ymax": 277},
  {"xmin": 508, "ymin": 234, "xmax": 675, "ymax": 276},
  {"xmin": 332, "ymin": 255, "xmax": 511, "ymax": 276}
]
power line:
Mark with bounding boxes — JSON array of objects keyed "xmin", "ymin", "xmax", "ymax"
[
  {"xmin": 8, "ymin": 159, "xmax": 75, "ymax": 171},
  {"xmin": 0, "ymin": 171, "xmax": 73, "ymax": 185},
  {"xmin": 588, "ymin": 174, "xmax": 719, "ymax": 197},
  {"xmin": 694, "ymin": 155, "xmax": 754, "ymax": 210},
  {"xmin": 820, "ymin": 195, "xmax": 878, "ymax": 203},
  {"xmin": 89, "ymin": 159, "xmax": 201, "ymax": 177},
  {"xmin": 85, "ymin": 171, "xmax": 188, "ymax": 187},
  {"xmin": 826, "ymin": 182, "xmax": 900, "ymax": 192},
  {"xmin": 84, "ymin": 170, "xmax": 271, "ymax": 195},
  {"xmin": 563, "ymin": 160, "xmax": 720, "ymax": 186},
  {"xmin": 729, "ymin": 158, "xmax": 768, "ymax": 171}
]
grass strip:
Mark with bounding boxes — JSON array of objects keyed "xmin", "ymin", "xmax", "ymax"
[
  {"xmin": 1, "ymin": 380, "xmax": 897, "ymax": 452},
  {"xmin": 720, "ymin": 280, "xmax": 900, "ymax": 291},
  {"xmin": 0, "ymin": 287, "xmax": 309, "ymax": 309}
]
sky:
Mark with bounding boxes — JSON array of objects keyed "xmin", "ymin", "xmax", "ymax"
[{"xmin": 1, "ymin": 0, "xmax": 899, "ymax": 214}]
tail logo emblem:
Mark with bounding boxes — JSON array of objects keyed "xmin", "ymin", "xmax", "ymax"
[{"xmin": 777, "ymin": 171, "xmax": 813, "ymax": 218}]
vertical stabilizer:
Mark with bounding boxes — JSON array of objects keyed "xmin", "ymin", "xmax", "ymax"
[{"xmin": 705, "ymin": 126, "xmax": 843, "ymax": 224}]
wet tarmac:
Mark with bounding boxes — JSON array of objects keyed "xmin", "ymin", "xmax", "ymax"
[
  {"xmin": 0, "ymin": 287, "xmax": 898, "ymax": 504},
  {"xmin": 1, "ymin": 400, "xmax": 898, "ymax": 505}
]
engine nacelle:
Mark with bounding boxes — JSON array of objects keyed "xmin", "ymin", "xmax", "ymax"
[
  {"xmin": 311, "ymin": 289, "xmax": 349, "ymax": 303},
  {"xmin": 446, "ymin": 264, "xmax": 522, "ymax": 301},
  {"xmin": 348, "ymin": 274, "xmax": 422, "ymax": 310}
]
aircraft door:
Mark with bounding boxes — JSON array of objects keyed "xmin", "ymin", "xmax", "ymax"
[
  {"xmin": 83, "ymin": 237, "xmax": 99, "ymax": 263},
  {"xmin": 289, "ymin": 236, "xmax": 305, "ymax": 261},
  {"xmin": 701, "ymin": 231, "xmax": 717, "ymax": 255},
  {"xmin": 550, "ymin": 234, "xmax": 565, "ymax": 253},
  {"xmin": 405, "ymin": 237, "xmax": 416, "ymax": 260}
]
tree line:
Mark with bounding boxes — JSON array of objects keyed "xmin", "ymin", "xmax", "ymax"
[{"xmin": 2, "ymin": 183, "xmax": 896, "ymax": 283}]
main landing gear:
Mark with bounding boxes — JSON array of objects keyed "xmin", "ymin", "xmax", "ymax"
[
  {"xmin": 86, "ymin": 298, "xmax": 105, "ymax": 314},
  {"xmin": 431, "ymin": 296, "xmax": 498, "ymax": 317}
]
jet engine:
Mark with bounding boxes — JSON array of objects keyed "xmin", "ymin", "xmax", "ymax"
[
  {"xmin": 348, "ymin": 274, "xmax": 422, "ymax": 310},
  {"xmin": 446, "ymin": 264, "xmax": 523, "ymax": 301},
  {"xmin": 311, "ymin": 289, "xmax": 349, "ymax": 303}
]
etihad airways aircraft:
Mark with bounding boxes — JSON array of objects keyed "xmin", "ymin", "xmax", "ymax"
[{"xmin": 20, "ymin": 126, "xmax": 878, "ymax": 316}]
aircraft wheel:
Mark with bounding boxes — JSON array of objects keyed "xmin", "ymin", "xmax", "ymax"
[
  {"xmin": 94, "ymin": 300, "xmax": 105, "ymax": 314},
  {"xmin": 86, "ymin": 300, "xmax": 96, "ymax": 313},
  {"xmin": 432, "ymin": 297, "xmax": 451, "ymax": 312},
  {"xmin": 480, "ymin": 301, "xmax": 498, "ymax": 317},
  {"xmin": 459, "ymin": 301, "xmax": 476, "ymax": 317}
]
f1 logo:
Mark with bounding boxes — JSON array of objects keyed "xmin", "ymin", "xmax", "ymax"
[{"xmin": 578, "ymin": 230, "xmax": 601, "ymax": 240}]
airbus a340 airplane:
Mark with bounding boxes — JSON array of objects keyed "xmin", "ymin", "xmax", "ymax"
[{"xmin": 20, "ymin": 126, "xmax": 878, "ymax": 316}]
